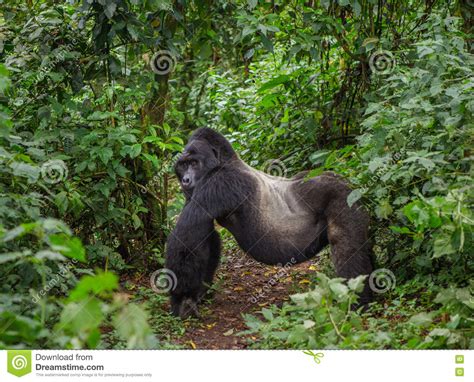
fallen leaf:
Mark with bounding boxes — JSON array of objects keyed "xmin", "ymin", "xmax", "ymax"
[
  {"xmin": 223, "ymin": 328, "xmax": 234, "ymax": 336},
  {"xmin": 189, "ymin": 340, "xmax": 197, "ymax": 349}
]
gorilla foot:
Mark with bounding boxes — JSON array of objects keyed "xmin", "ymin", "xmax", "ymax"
[{"xmin": 172, "ymin": 298, "xmax": 200, "ymax": 319}]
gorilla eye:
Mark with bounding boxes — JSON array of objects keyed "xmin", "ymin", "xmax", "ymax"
[{"xmin": 190, "ymin": 160, "xmax": 198, "ymax": 167}]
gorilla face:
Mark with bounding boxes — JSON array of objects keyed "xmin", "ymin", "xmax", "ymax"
[{"xmin": 175, "ymin": 140, "xmax": 219, "ymax": 196}]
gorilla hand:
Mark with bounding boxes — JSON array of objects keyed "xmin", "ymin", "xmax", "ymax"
[{"xmin": 170, "ymin": 295, "xmax": 200, "ymax": 319}]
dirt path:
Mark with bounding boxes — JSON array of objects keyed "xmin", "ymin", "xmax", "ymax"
[{"xmin": 176, "ymin": 250, "xmax": 318, "ymax": 349}]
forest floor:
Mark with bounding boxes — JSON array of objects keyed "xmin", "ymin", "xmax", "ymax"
[{"xmin": 171, "ymin": 248, "xmax": 320, "ymax": 349}]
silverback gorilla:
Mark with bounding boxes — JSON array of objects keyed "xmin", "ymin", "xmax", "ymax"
[{"xmin": 165, "ymin": 128, "xmax": 373, "ymax": 318}]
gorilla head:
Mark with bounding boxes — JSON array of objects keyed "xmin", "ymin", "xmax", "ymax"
[
  {"xmin": 174, "ymin": 129, "xmax": 237, "ymax": 198},
  {"xmin": 174, "ymin": 140, "xmax": 218, "ymax": 198},
  {"xmin": 166, "ymin": 128, "xmax": 373, "ymax": 319}
]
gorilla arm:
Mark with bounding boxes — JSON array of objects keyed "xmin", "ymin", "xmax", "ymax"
[
  {"xmin": 165, "ymin": 168, "xmax": 245, "ymax": 318},
  {"xmin": 165, "ymin": 200, "xmax": 219, "ymax": 317}
]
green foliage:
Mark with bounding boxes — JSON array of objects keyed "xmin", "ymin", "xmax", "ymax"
[
  {"xmin": 2, "ymin": 0, "xmax": 185, "ymax": 270},
  {"xmin": 244, "ymin": 274, "xmax": 473, "ymax": 349},
  {"xmin": 338, "ymin": 15, "xmax": 473, "ymax": 278},
  {"xmin": 243, "ymin": 273, "xmax": 372, "ymax": 349},
  {"xmin": 0, "ymin": 46, "xmax": 157, "ymax": 349},
  {"xmin": 57, "ymin": 272, "xmax": 158, "ymax": 349}
]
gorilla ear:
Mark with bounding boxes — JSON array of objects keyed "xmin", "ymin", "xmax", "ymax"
[
  {"xmin": 202, "ymin": 145, "xmax": 219, "ymax": 169},
  {"xmin": 211, "ymin": 147, "xmax": 219, "ymax": 161}
]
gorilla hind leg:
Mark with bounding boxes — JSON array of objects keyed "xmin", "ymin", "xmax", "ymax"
[
  {"xmin": 326, "ymin": 206, "xmax": 373, "ymax": 305},
  {"xmin": 302, "ymin": 220, "xmax": 329, "ymax": 260}
]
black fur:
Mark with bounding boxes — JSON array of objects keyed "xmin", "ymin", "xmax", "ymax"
[{"xmin": 166, "ymin": 128, "xmax": 373, "ymax": 318}]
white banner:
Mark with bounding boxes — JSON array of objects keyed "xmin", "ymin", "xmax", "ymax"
[{"xmin": 0, "ymin": 350, "xmax": 470, "ymax": 381}]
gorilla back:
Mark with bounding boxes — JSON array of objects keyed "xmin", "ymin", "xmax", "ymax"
[
  {"xmin": 165, "ymin": 128, "xmax": 373, "ymax": 318},
  {"xmin": 216, "ymin": 163, "xmax": 329, "ymax": 265}
]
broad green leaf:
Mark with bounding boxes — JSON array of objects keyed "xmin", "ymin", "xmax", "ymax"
[
  {"xmin": 375, "ymin": 199, "xmax": 393, "ymax": 219},
  {"xmin": 130, "ymin": 144, "xmax": 142, "ymax": 158},
  {"xmin": 68, "ymin": 272, "xmax": 118, "ymax": 301},
  {"xmin": 409, "ymin": 312, "xmax": 433, "ymax": 327},
  {"xmin": 113, "ymin": 304, "xmax": 158, "ymax": 349},
  {"xmin": 329, "ymin": 281, "xmax": 349, "ymax": 299},
  {"xmin": 0, "ymin": 251, "xmax": 31, "ymax": 264},
  {"xmin": 247, "ymin": 0, "xmax": 258, "ymax": 9},
  {"xmin": 257, "ymin": 75, "xmax": 290, "ymax": 94},
  {"xmin": 260, "ymin": 33, "xmax": 273, "ymax": 52},
  {"xmin": 49, "ymin": 234, "xmax": 86, "ymax": 262},
  {"xmin": 433, "ymin": 234, "xmax": 455, "ymax": 258},
  {"xmin": 60, "ymin": 298, "xmax": 103, "ymax": 333},
  {"xmin": 261, "ymin": 308, "xmax": 274, "ymax": 321},
  {"xmin": 347, "ymin": 189, "xmax": 363, "ymax": 208},
  {"xmin": 348, "ymin": 275, "xmax": 366, "ymax": 292},
  {"xmin": 10, "ymin": 162, "xmax": 40, "ymax": 182},
  {"xmin": 98, "ymin": 147, "xmax": 113, "ymax": 165},
  {"xmin": 35, "ymin": 250, "xmax": 65, "ymax": 261},
  {"xmin": 104, "ymin": 2, "xmax": 117, "ymax": 19}
]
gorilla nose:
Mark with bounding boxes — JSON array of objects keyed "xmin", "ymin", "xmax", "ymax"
[{"xmin": 182, "ymin": 176, "xmax": 191, "ymax": 187}]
